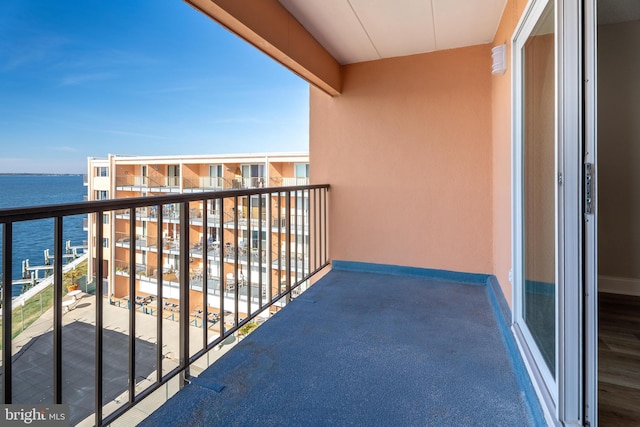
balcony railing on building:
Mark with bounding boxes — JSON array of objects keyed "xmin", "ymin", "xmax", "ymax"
[{"xmin": 0, "ymin": 183, "xmax": 329, "ymax": 427}]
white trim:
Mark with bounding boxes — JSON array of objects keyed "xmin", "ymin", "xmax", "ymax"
[
  {"xmin": 598, "ymin": 276, "xmax": 640, "ymax": 296},
  {"xmin": 558, "ymin": 0, "xmax": 584, "ymax": 424},
  {"xmin": 513, "ymin": 324, "xmax": 562, "ymax": 427}
]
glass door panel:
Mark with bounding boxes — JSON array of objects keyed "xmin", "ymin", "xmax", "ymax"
[{"xmin": 522, "ymin": 0, "xmax": 556, "ymax": 378}]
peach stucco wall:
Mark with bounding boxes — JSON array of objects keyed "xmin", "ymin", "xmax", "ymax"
[
  {"xmin": 310, "ymin": 45, "xmax": 493, "ymax": 274},
  {"xmin": 491, "ymin": 0, "xmax": 528, "ymax": 306}
]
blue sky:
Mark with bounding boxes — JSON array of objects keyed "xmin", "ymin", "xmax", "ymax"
[{"xmin": 0, "ymin": 1, "xmax": 310, "ymax": 174}]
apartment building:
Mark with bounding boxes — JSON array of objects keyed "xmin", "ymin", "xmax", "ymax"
[{"xmin": 85, "ymin": 153, "xmax": 310, "ymax": 322}]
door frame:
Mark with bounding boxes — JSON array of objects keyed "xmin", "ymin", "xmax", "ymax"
[
  {"xmin": 511, "ymin": 0, "xmax": 585, "ymax": 425},
  {"xmin": 583, "ymin": 0, "xmax": 598, "ymax": 425}
]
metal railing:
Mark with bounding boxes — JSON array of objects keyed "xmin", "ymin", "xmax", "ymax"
[{"xmin": 0, "ymin": 184, "xmax": 329, "ymax": 426}]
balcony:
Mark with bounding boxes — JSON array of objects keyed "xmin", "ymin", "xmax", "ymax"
[
  {"xmin": 138, "ymin": 266, "xmax": 540, "ymax": 426},
  {"xmin": 0, "ymin": 180, "xmax": 546, "ymax": 427},
  {"xmin": 271, "ymin": 176, "xmax": 310, "ymax": 187},
  {"xmin": 0, "ymin": 184, "xmax": 328, "ymax": 426},
  {"xmin": 183, "ymin": 176, "xmax": 229, "ymax": 192},
  {"xmin": 115, "ymin": 175, "xmax": 181, "ymax": 193}
]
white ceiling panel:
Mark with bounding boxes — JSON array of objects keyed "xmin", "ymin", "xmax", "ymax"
[
  {"xmin": 279, "ymin": 0, "xmax": 379, "ymax": 64},
  {"xmin": 279, "ymin": 0, "xmax": 507, "ymax": 65},
  {"xmin": 432, "ymin": 0, "xmax": 506, "ymax": 50},
  {"xmin": 349, "ymin": 0, "xmax": 436, "ymax": 59}
]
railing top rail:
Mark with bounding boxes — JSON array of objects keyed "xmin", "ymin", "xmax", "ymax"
[{"xmin": 0, "ymin": 184, "xmax": 329, "ymax": 223}]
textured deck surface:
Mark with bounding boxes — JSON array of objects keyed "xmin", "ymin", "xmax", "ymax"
[{"xmin": 141, "ymin": 269, "xmax": 538, "ymax": 426}]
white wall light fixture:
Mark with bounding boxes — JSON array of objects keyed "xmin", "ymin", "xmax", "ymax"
[{"xmin": 492, "ymin": 44, "xmax": 507, "ymax": 75}]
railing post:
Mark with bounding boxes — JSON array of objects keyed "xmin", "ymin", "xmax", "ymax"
[
  {"xmin": 95, "ymin": 211, "xmax": 105, "ymax": 426},
  {"xmin": 246, "ymin": 195, "xmax": 252, "ymax": 318},
  {"xmin": 218, "ymin": 197, "xmax": 224, "ymax": 340},
  {"xmin": 179, "ymin": 202, "xmax": 190, "ymax": 383},
  {"xmin": 128, "ymin": 207, "xmax": 136, "ymax": 403},
  {"xmin": 202, "ymin": 199, "xmax": 208, "ymax": 348},
  {"xmin": 157, "ymin": 205, "xmax": 164, "ymax": 385},
  {"xmin": 233, "ymin": 196, "xmax": 239, "ymax": 329},
  {"xmin": 2, "ymin": 223, "xmax": 12, "ymax": 404},
  {"xmin": 277, "ymin": 193, "xmax": 282, "ymax": 297},
  {"xmin": 258, "ymin": 194, "xmax": 263, "ymax": 309},
  {"xmin": 285, "ymin": 191, "xmax": 291, "ymax": 303},
  {"xmin": 267, "ymin": 194, "xmax": 273, "ymax": 304},
  {"xmin": 294, "ymin": 190, "xmax": 299, "ymax": 292},
  {"xmin": 323, "ymin": 188, "xmax": 328, "ymax": 265},
  {"xmin": 53, "ymin": 217, "xmax": 64, "ymax": 404}
]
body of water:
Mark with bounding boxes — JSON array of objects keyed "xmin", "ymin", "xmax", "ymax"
[{"xmin": 0, "ymin": 175, "xmax": 87, "ymax": 296}]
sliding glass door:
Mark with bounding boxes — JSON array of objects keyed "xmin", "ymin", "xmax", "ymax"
[
  {"xmin": 514, "ymin": 0, "xmax": 557, "ymax": 400},
  {"xmin": 513, "ymin": 0, "xmax": 586, "ymax": 424}
]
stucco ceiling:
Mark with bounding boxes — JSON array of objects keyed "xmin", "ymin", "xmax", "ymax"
[{"xmin": 278, "ymin": 0, "xmax": 507, "ymax": 65}]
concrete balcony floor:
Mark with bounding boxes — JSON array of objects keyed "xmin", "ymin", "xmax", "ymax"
[{"xmin": 140, "ymin": 267, "xmax": 539, "ymax": 426}]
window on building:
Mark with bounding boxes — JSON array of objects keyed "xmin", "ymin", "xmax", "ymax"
[
  {"xmin": 294, "ymin": 163, "xmax": 309, "ymax": 178},
  {"xmin": 209, "ymin": 164, "xmax": 222, "ymax": 178},
  {"xmin": 103, "ymin": 213, "xmax": 109, "ymax": 224},
  {"xmin": 208, "ymin": 164, "xmax": 223, "ymax": 188},
  {"xmin": 102, "ymin": 238, "xmax": 109, "ymax": 248},
  {"xmin": 241, "ymin": 164, "xmax": 265, "ymax": 188},
  {"xmin": 95, "ymin": 190, "xmax": 108, "ymax": 200},
  {"xmin": 95, "ymin": 166, "xmax": 109, "ymax": 177},
  {"xmin": 241, "ymin": 164, "xmax": 265, "ymax": 178},
  {"xmin": 168, "ymin": 164, "xmax": 180, "ymax": 187},
  {"xmin": 140, "ymin": 165, "xmax": 149, "ymax": 186}
]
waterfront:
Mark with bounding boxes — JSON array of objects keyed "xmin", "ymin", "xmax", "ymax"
[{"xmin": 0, "ymin": 175, "xmax": 86, "ymax": 296}]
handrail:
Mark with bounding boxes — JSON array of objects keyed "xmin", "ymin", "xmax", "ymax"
[
  {"xmin": 0, "ymin": 183, "xmax": 329, "ymax": 426},
  {"xmin": 0, "ymin": 184, "xmax": 329, "ymax": 223}
]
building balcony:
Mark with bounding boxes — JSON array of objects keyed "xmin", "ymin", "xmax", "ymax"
[
  {"xmin": 182, "ymin": 176, "xmax": 229, "ymax": 192},
  {"xmin": 0, "ymin": 183, "xmax": 542, "ymax": 426},
  {"xmin": 115, "ymin": 175, "xmax": 310, "ymax": 194},
  {"xmin": 115, "ymin": 175, "xmax": 181, "ymax": 193},
  {"xmin": 271, "ymin": 176, "xmax": 310, "ymax": 187}
]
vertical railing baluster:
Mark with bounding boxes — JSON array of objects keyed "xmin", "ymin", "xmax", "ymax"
[
  {"xmin": 294, "ymin": 190, "xmax": 299, "ymax": 292},
  {"xmin": 301, "ymin": 190, "xmax": 306, "ymax": 282},
  {"xmin": 267, "ymin": 194, "xmax": 273, "ymax": 304},
  {"xmin": 156, "ymin": 205, "xmax": 163, "ymax": 384},
  {"xmin": 53, "ymin": 217, "xmax": 64, "ymax": 404},
  {"xmin": 277, "ymin": 193, "xmax": 282, "ymax": 297},
  {"xmin": 202, "ymin": 199, "xmax": 208, "ymax": 348},
  {"xmin": 179, "ymin": 202, "xmax": 190, "ymax": 379},
  {"xmin": 233, "ymin": 196, "xmax": 239, "ymax": 328},
  {"xmin": 2, "ymin": 223, "xmax": 13, "ymax": 404},
  {"xmin": 218, "ymin": 197, "xmax": 224, "ymax": 340},
  {"xmin": 285, "ymin": 191, "xmax": 291, "ymax": 303},
  {"xmin": 314, "ymin": 188, "xmax": 318, "ymax": 272},
  {"xmin": 95, "ymin": 211, "xmax": 104, "ymax": 426},
  {"xmin": 128, "ymin": 207, "xmax": 136, "ymax": 403},
  {"xmin": 247, "ymin": 195, "xmax": 252, "ymax": 318},
  {"xmin": 323, "ymin": 188, "xmax": 328, "ymax": 265},
  {"xmin": 258, "ymin": 194, "xmax": 263, "ymax": 309}
]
